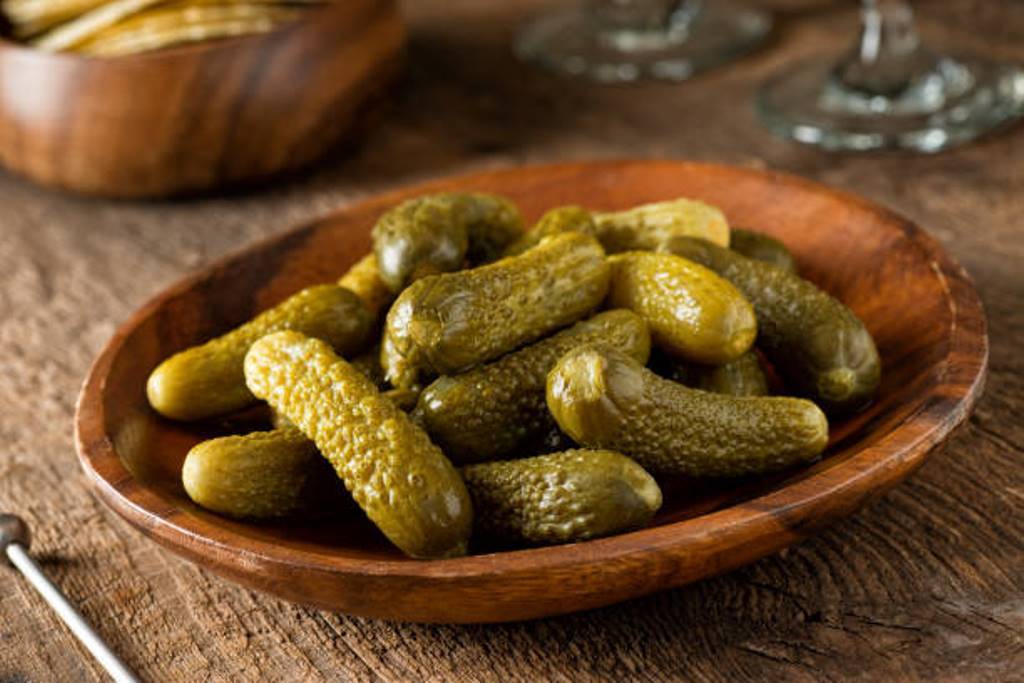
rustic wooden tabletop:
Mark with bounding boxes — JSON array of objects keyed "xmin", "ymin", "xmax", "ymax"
[{"xmin": 1, "ymin": 1, "xmax": 1021, "ymax": 680}]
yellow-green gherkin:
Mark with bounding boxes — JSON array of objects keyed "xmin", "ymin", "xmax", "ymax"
[
  {"xmin": 244, "ymin": 331, "xmax": 472, "ymax": 559},
  {"xmin": 147, "ymin": 284, "xmax": 373, "ymax": 421},
  {"xmin": 606, "ymin": 251, "xmax": 757, "ymax": 365},
  {"xmin": 547, "ymin": 346, "xmax": 829, "ymax": 477}
]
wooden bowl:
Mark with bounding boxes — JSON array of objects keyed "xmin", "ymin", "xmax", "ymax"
[
  {"xmin": 0, "ymin": 1, "xmax": 404, "ymax": 198},
  {"xmin": 75, "ymin": 160, "xmax": 987, "ymax": 623}
]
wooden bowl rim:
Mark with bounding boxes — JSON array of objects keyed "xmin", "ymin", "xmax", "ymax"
[
  {"xmin": 0, "ymin": 0, "xmax": 383, "ymax": 64},
  {"xmin": 74, "ymin": 159, "xmax": 988, "ymax": 587}
]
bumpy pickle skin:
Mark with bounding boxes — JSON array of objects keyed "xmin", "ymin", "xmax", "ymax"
[
  {"xmin": 382, "ymin": 232, "xmax": 612, "ymax": 389},
  {"xmin": 462, "ymin": 449, "xmax": 662, "ymax": 546},
  {"xmin": 244, "ymin": 331, "xmax": 472, "ymax": 559},
  {"xmin": 729, "ymin": 228, "xmax": 797, "ymax": 272},
  {"xmin": 147, "ymin": 284, "xmax": 373, "ymax": 421},
  {"xmin": 182, "ymin": 426, "xmax": 346, "ymax": 520},
  {"xmin": 662, "ymin": 237, "xmax": 881, "ymax": 414},
  {"xmin": 337, "ymin": 254, "xmax": 395, "ymax": 322},
  {"xmin": 502, "ymin": 206, "xmax": 599, "ymax": 257},
  {"xmin": 592, "ymin": 198, "xmax": 730, "ymax": 252},
  {"xmin": 546, "ymin": 346, "xmax": 829, "ymax": 477},
  {"xmin": 413, "ymin": 309, "xmax": 650, "ymax": 464},
  {"xmin": 606, "ymin": 251, "xmax": 757, "ymax": 365},
  {"xmin": 656, "ymin": 349, "xmax": 769, "ymax": 397},
  {"xmin": 372, "ymin": 193, "xmax": 523, "ymax": 293}
]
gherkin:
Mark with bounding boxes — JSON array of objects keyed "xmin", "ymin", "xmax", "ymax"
[
  {"xmin": 414, "ymin": 309, "xmax": 650, "ymax": 463},
  {"xmin": 663, "ymin": 237, "xmax": 881, "ymax": 414},
  {"xmin": 547, "ymin": 346, "xmax": 829, "ymax": 477},
  {"xmin": 244, "ymin": 331, "xmax": 472, "ymax": 559},
  {"xmin": 147, "ymin": 284, "xmax": 372, "ymax": 421},
  {"xmin": 463, "ymin": 449, "xmax": 662, "ymax": 546}
]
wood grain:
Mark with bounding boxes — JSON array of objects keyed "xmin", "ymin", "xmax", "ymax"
[
  {"xmin": 1, "ymin": 0, "xmax": 1022, "ymax": 679},
  {"xmin": 73, "ymin": 159, "xmax": 987, "ymax": 623},
  {"xmin": 0, "ymin": 0, "xmax": 405, "ymax": 198}
]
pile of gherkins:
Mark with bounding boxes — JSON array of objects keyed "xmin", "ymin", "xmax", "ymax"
[
  {"xmin": 147, "ymin": 193, "xmax": 881, "ymax": 559},
  {"xmin": 1, "ymin": 0, "xmax": 319, "ymax": 55}
]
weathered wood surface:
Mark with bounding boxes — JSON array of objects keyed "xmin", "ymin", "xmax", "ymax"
[{"xmin": 1, "ymin": 0, "xmax": 1021, "ymax": 680}]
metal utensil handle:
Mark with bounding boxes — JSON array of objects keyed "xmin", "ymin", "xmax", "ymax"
[{"xmin": 6, "ymin": 543, "xmax": 140, "ymax": 683}]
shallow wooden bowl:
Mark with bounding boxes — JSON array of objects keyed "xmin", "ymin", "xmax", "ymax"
[
  {"xmin": 75, "ymin": 160, "xmax": 987, "ymax": 623},
  {"xmin": 0, "ymin": 0, "xmax": 404, "ymax": 198}
]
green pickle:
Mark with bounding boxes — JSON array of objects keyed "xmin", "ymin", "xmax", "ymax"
[
  {"xmin": 414, "ymin": 309, "xmax": 651, "ymax": 463},
  {"xmin": 244, "ymin": 331, "xmax": 472, "ymax": 559},
  {"xmin": 504, "ymin": 199, "xmax": 730, "ymax": 257},
  {"xmin": 147, "ymin": 284, "xmax": 372, "ymax": 421},
  {"xmin": 663, "ymin": 237, "xmax": 881, "ymax": 414},
  {"xmin": 729, "ymin": 228, "xmax": 797, "ymax": 272},
  {"xmin": 503, "ymin": 206, "xmax": 599, "ymax": 257},
  {"xmin": 547, "ymin": 346, "xmax": 829, "ymax": 477},
  {"xmin": 462, "ymin": 449, "xmax": 662, "ymax": 546},
  {"xmin": 606, "ymin": 251, "xmax": 757, "ymax": 364},
  {"xmin": 181, "ymin": 426, "xmax": 345, "ymax": 520},
  {"xmin": 593, "ymin": 198, "xmax": 730, "ymax": 252},
  {"xmin": 382, "ymin": 232, "xmax": 611, "ymax": 388},
  {"xmin": 372, "ymin": 193, "xmax": 523, "ymax": 292},
  {"xmin": 657, "ymin": 349, "xmax": 769, "ymax": 397}
]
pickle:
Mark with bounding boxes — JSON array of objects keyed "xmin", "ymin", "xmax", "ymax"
[
  {"xmin": 503, "ymin": 206, "xmax": 598, "ymax": 257},
  {"xmin": 382, "ymin": 232, "xmax": 611, "ymax": 388},
  {"xmin": 413, "ymin": 309, "xmax": 650, "ymax": 463},
  {"xmin": 372, "ymin": 193, "xmax": 523, "ymax": 293},
  {"xmin": 606, "ymin": 251, "xmax": 756, "ymax": 365},
  {"xmin": 147, "ymin": 284, "xmax": 372, "ymax": 421},
  {"xmin": 244, "ymin": 331, "xmax": 472, "ymax": 559},
  {"xmin": 593, "ymin": 198, "xmax": 730, "ymax": 252},
  {"xmin": 663, "ymin": 237, "xmax": 881, "ymax": 414},
  {"xmin": 730, "ymin": 229, "xmax": 797, "ymax": 272},
  {"xmin": 547, "ymin": 346, "xmax": 829, "ymax": 477},
  {"xmin": 337, "ymin": 254, "xmax": 394, "ymax": 321},
  {"xmin": 657, "ymin": 349, "xmax": 769, "ymax": 397},
  {"xmin": 181, "ymin": 426, "xmax": 346, "ymax": 520},
  {"xmin": 503, "ymin": 199, "xmax": 730, "ymax": 257},
  {"xmin": 462, "ymin": 449, "xmax": 662, "ymax": 546}
]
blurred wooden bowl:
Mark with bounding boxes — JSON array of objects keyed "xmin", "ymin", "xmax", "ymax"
[{"xmin": 0, "ymin": 1, "xmax": 404, "ymax": 198}]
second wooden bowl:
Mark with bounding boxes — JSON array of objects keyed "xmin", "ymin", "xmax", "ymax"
[
  {"xmin": 0, "ymin": 0, "xmax": 404, "ymax": 198},
  {"xmin": 75, "ymin": 160, "xmax": 987, "ymax": 623}
]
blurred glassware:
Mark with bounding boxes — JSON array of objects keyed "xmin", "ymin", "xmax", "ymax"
[
  {"xmin": 757, "ymin": 0, "xmax": 1024, "ymax": 152},
  {"xmin": 515, "ymin": 0, "xmax": 771, "ymax": 82}
]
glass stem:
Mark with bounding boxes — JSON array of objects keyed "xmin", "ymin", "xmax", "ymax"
[{"xmin": 835, "ymin": 0, "xmax": 933, "ymax": 96}]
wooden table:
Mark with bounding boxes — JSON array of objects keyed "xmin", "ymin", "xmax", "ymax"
[{"xmin": 1, "ymin": 1, "xmax": 1021, "ymax": 680}]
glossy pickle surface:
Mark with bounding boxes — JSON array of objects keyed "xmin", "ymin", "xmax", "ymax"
[
  {"xmin": 547, "ymin": 346, "xmax": 829, "ymax": 477},
  {"xmin": 381, "ymin": 231, "xmax": 611, "ymax": 388}
]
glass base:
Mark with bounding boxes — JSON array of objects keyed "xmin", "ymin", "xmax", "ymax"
[
  {"xmin": 515, "ymin": 1, "xmax": 771, "ymax": 83},
  {"xmin": 757, "ymin": 55, "xmax": 1024, "ymax": 152}
]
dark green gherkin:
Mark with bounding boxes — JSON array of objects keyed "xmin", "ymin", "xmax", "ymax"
[
  {"xmin": 729, "ymin": 228, "xmax": 798, "ymax": 272},
  {"xmin": 547, "ymin": 346, "xmax": 829, "ymax": 477},
  {"xmin": 372, "ymin": 193, "xmax": 523, "ymax": 292},
  {"xmin": 414, "ymin": 309, "xmax": 650, "ymax": 464},
  {"xmin": 462, "ymin": 449, "xmax": 662, "ymax": 546},
  {"xmin": 382, "ymin": 232, "xmax": 611, "ymax": 389},
  {"xmin": 657, "ymin": 349, "xmax": 769, "ymax": 397},
  {"xmin": 662, "ymin": 237, "xmax": 881, "ymax": 414}
]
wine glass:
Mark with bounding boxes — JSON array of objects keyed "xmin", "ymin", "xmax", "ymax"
[
  {"xmin": 515, "ymin": 0, "xmax": 771, "ymax": 83},
  {"xmin": 757, "ymin": 0, "xmax": 1024, "ymax": 152}
]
